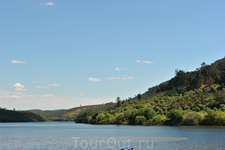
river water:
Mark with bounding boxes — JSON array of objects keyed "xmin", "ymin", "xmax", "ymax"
[{"xmin": 0, "ymin": 121, "xmax": 225, "ymax": 150}]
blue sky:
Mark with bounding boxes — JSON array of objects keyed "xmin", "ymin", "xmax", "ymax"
[{"xmin": 0, "ymin": 0, "xmax": 224, "ymax": 110}]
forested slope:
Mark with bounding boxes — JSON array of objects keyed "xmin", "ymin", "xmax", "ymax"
[
  {"xmin": 0, "ymin": 109, "xmax": 48, "ymax": 122},
  {"xmin": 75, "ymin": 57, "xmax": 225, "ymax": 126},
  {"xmin": 29, "ymin": 102, "xmax": 116, "ymax": 121}
]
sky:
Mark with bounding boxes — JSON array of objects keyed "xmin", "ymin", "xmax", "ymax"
[{"xmin": 0, "ymin": 0, "xmax": 224, "ymax": 110}]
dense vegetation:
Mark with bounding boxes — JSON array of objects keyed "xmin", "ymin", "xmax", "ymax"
[
  {"xmin": 75, "ymin": 57, "xmax": 225, "ymax": 126},
  {"xmin": 29, "ymin": 103, "xmax": 116, "ymax": 121},
  {"xmin": 0, "ymin": 109, "xmax": 48, "ymax": 122}
]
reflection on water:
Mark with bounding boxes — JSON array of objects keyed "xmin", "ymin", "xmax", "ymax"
[{"xmin": 0, "ymin": 122, "xmax": 225, "ymax": 150}]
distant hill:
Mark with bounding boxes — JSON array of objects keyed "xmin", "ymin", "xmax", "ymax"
[
  {"xmin": 75, "ymin": 57, "xmax": 225, "ymax": 126},
  {"xmin": 29, "ymin": 102, "xmax": 116, "ymax": 121},
  {"xmin": 0, "ymin": 109, "xmax": 48, "ymax": 122}
]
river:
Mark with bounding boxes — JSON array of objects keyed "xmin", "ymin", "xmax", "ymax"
[{"xmin": 0, "ymin": 121, "xmax": 225, "ymax": 150}]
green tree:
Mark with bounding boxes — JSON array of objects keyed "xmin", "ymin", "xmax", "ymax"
[
  {"xmin": 138, "ymin": 94, "xmax": 141, "ymax": 100},
  {"xmin": 124, "ymin": 111, "xmax": 131, "ymax": 121},
  {"xmin": 183, "ymin": 111, "xmax": 203, "ymax": 125},
  {"xmin": 167, "ymin": 109, "xmax": 185, "ymax": 124},
  {"xmin": 144, "ymin": 108, "xmax": 156, "ymax": 120},
  {"xmin": 96, "ymin": 113, "xmax": 105, "ymax": 123},
  {"xmin": 135, "ymin": 116, "xmax": 146, "ymax": 125},
  {"xmin": 116, "ymin": 97, "xmax": 122, "ymax": 107}
]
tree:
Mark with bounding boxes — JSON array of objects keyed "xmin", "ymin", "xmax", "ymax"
[
  {"xmin": 168, "ymin": 109, "xmax": 185, "ymax": 124},
  {"xmin": 138, "ymin": 94, "xmax": 141, "ymax": 100},
  {"xmin": 144, "ymin": 108, "xmax": 156, "ymax": 120},
  {"xmin": 135, "ymin": 116, "xmax": 146, "ymax": 125},
  {"xmin": 116, "ymin": 97, "xmax": 122, "ymax": 107}
]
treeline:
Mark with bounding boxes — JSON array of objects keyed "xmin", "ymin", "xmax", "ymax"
[
  {"xmin": 157, "ymin": 57, "xmax": 225, "ymax": 93},
  {"xmin": 75, "ymin": 85, "xmax": 225, "ymax": 126},
  {"xmin": 133, "ymin": 57, "xmax": 225, "ymax": 100},
  {"xmin": 75, "ymin": 57, "xmax": 225, "ymax": 126},
  {"xmin": 0, "ymin": 109, "xmax": 48, "ymax": 122},
  {"xmin": 29, "ymin": 103, "xmax": 116, "ymax": 121}
]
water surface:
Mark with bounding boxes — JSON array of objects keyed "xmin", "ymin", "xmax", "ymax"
[{"xmin": 0, "ymin": 122, "xmax": 225, "ymax": 150}]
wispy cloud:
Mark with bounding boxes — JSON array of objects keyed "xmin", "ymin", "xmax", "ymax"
[
  {"xmin": 15, "ymin": 88, "xmax": 26, "ymax": 91},
  {"xmin": 11, "ymin": 83, "xmax": 26, "ymax": 91},
  {"xmin": 43, "ymin": 94, "xmax": 53, "ymax": 97},
  {"xmin": 88, "ymin": 77, "xmax": 101, "ymax": 81},
  {"xmin": 115, "ymin": 68, "xmax": 126, "ymax": 71},
  {"xmin": 0, "ymin": 89, "xmax": 115, "ymax": 110},
  {"xmin": 36, "ymin": 86, "xmax": 49, "ymax": 89},
  {"xmin": 32, "ymin": 81, "xmax": 36, "ymax": 83},
  {"xmin": 40, "ymin": 1, "xmax": 55, "ymax": 6},
  {"xmin": 37, "ymin": 83, "xmax": 61, "ymax": 89},
  {"xmin": 136, "ymin": 60, "xmax": 153, "ymax": 64},
  {"xmin": 11, "ymin": 83, "xmax": 24, "ymax": 88},
  {"xmin": 80, "ymin": 93, "xmax": 84, "ymax": 95},
  {"xmin": 9, "ymin": 95, "xmax": 20, "ymax": 99},
  {"xmin": 12, "ymin": 60, "xmax": 26, "ymax": 64},
  {"xmin": 48, "ymin": 83, "xmax": 61, "ymax": 87},
  {"xmin": 136, "ymin": 60, "xmax": 141, "ymax": 63},
  {"xmin": 107, "ymin": 76, "xmax": 135, "ymax": 80}
]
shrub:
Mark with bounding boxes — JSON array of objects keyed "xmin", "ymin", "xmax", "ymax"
[
  {"xmin": 183, "ymin": 111, "xmax": 203, "ymax": 125},
  {"xmin": 215, "ymin": 89, "xmax": 225, "ymax": 103},
  {"xmin": 137, "ymin": 108, "xmax": 145, "ymax": 116},
  {"xmin": 96, "ymin": 113, "xmax": 105, "ymax": 123},
  {"xmin": 198, "ymin": 104, "xmax": 205, "ymax": 110},
  {"xmin": 135, "ymin": 116, "xmax": 146, "ymax": 125},
  {"xmin": 105, "ymin": 113, "xmax": 113, "ymax": 119},
  {"xmin": 154, "ymin": 106, "xmax": 163, "ymax": 114},
  {"xmin": 167, "ymin": 109, "xmax": 185, "ymax": 124},
  {"xmin": 116, "ymin": 113, "xmax": 125, "ymax": 124},
  {"xmin": 144, "ymin": 108, "xmax": 156, "ymax": 120},
  {"xmin": 154, "ymin": 115, "xmax": 167, "ymax": 124},
  {"xmin": 124, "ymin": 111, "xmax": 131, "ymax": 121},
  {"xmin": 184, "ymin": 105, "xmax": 190, "ymax": 110},
  {"xmin": 214, "ymin": 112, "xmax": 225, "ymax": 126}
]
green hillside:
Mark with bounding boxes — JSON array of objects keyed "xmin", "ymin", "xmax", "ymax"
[
  {"xmin": 29, "ymin": 102, "xmax": 116, "ymax": 121},
  {"xmin": 0, "ymin": 109, "xmax": 48, "ymax": 122},
  {"xmin": 75, "ymin": 57, "xmax": 225, "ymax": 126}
]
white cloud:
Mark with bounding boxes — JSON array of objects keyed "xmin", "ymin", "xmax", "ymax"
[
  {"xmin": 115, "ymin": 68, "xmax": 126, "ymax": 71},
  {"xmin": 43, "ymin": 94, "xmax": 53, "ymax": 97},
  {"xmin": 11, "ymin": 83, "xmax": 26, "ymax": 91},
  {"xmin": 15, "ymin": 88, "xmax": 27, "ymax": 91},
  {"xmin": 143, "ymin": 60, "xmax": 153, "ymax": 64},
  {"xmin": 136, "ymin": 60, "xmax": 141, "ymax": 62},
  {"xmin": 37, "ymin": 83, "xmax": 61, "ymax": 88},
  {"xmin": 136, "ymin": 60, "xmax": 153, "ymax": 64},
  {"xmin": 48, "ymin": 83, "xmax": 61, "ymax": 87},
  {"xmin": 0, "ymin": 89, "xmax": 115, "ymax": 110},
  {"xmin": 36, "ymin": 86, "xmax": 49, "ymax": 89},
  {"xmin": 107, "ymin": 77, "xmax": 115, "ymax": 80},
  {"xmin": 9, "ymin": 95, "xmax": 20, "ymax": 99},
  {"xmin": 12, "ymin": 60, "xmax": 26, "ymax": 64},
  {"xmin": 32, "ymin": 81, "xmax": 36, "ymax": 83},
  {"xmin": 80, "ymin": 93, "xmax": 84, "ymax": 95},
  {"xmin": 11, "ymin": 83, "xmax": 24, "ymax": 88},
  {"xmin": 107, "ymin": 76, "xmax": 135, "ymax": 80},
  {"xmin": 88, "ymin": 77, "xmax": 101, "ymax": 81},
  {"xmin": 40, "ymin": 1, "xmax": 55, "ymax": 6}
]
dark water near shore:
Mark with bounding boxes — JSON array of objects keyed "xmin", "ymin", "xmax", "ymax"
[{"xmin": 0, "ymin": 121, "xmax": 225, "ymax": 150}]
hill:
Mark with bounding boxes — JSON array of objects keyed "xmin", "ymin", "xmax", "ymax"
[
  {"xmin": 0, "ymin": 109, "xmax": 48, "ymax": 122},
  {"xmin": 29, "ymin": 102, "xmax": 116, "ymax": 121},
  {"xmin": 75, "ymin": 57, "xmax": 225, "ymax": 126}
]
